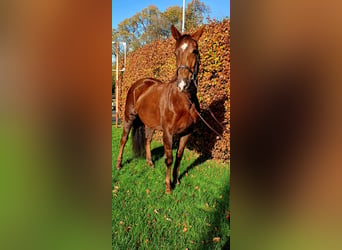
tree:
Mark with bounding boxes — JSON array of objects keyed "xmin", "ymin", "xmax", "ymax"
[
  {"xmin": 185, "ymin": 0, "xmax": 210, "ymax": 31},
  {"xmin": 162, "ymin": 6, "xmax": 183, "ymax": 33},
  {"xmin": 112, "ymin": 1, "xmax": 210, "ymax": 51},
  {"xmin": 140, "ymin": 5, "xmax": 164, "ymax": 43}
]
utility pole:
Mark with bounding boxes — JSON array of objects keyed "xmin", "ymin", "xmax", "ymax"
[
  {"xmin": 112, "ymin": 41, "xmax": 126, "ymax": 127},
  {"xmin": 182, "ymin": 0, "xmax": 185, "ymax": 32},
  {"xmin": 115, "ymin": 42, "xmax": 119, "ymax": 128}
]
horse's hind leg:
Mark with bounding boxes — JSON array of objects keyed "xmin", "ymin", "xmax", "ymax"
[
  {"xmin": 145, "ymin": 127, "xmax": 154, "ymax": 167},
  {"xmin": 163, "ymin": 130, "xmax": 173, "ymax": 194},
  {"xmin": 116, "ymin": 114, "xmax": 135, "ymax": 169},
  {"xmin": 173, "ymin": 133, "xmax": 191, "ymax": 185}
]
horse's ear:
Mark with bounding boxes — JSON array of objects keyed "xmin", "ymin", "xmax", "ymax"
[
  {"xmin": 191, "ymin": 26, "xmax": 205, "ymax": 41},
  {"xmin": 171, "ymin": 25, "xmax": 181, "ymax": 40}
]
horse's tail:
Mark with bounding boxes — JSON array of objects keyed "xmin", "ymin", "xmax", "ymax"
[{"xmin": 132, "ymin": 116, "xmax": 145, "ymax": 157}]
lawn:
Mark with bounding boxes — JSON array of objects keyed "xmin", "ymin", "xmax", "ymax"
[{"xmin": 112, "ymin": 126, "xmax": 230, "ymax": 249}]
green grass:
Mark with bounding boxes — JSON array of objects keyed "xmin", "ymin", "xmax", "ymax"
[{"xmin": 112, "ymin": 126, "xmax": 230, "ymax": 249}]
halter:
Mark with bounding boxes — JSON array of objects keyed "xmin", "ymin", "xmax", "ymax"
[
  {"xmin": 177, "ymin": 52, "xmax": 227, "ymax": 141},
  {"xmin": 176, "ymin": 52, "xmax": 200, "ymax": 87}
]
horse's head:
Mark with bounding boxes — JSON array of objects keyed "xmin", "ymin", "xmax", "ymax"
[{"xmin": 171, "ymin": 25, "xmax": 205, "ymax": 92}]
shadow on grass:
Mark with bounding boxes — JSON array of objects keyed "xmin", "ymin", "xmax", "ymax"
[
  {"xmin": 198, "ymin": 180, "xmax": 230, "ymax": 249},
  {"xmin": 171, "ymin": 154, "xmax": 211, "ymax": 189},
  {"xmin": 223, "ymin": 237, "xmax": 230, "ymax": 250},
  {"xmin": 122, "ymin": 158, "xmax": 133, "ymax": 165},
  {"xmin": 178, "ymin": 154, "xmax": 211, "ymax": 183},
  {"xmin": 119, "ymin": 146, "xmax": 165, "ymax": 169},
  {"xmin": 151, "ymin": 146, "xmax": 165, "ymax": 163}
]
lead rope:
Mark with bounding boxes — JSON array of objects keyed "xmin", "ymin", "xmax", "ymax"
[
  {"xmin": 181, "ymin": 52, "xmax": 228, "ymax": 140},
  {"xmin": 193, "ymin": 54, "xmax": 226, "ymax": 131},
  {"xmin": 207, "ymin": 106, "xmax": 226, "ymax": 130},
  {"xmin": 186, "ymin": 95, "xmax": 226, "ymax": 140}
]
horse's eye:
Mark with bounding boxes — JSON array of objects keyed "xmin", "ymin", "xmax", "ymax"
[{"xmin": 193, "ymin": 49, "xmax": 199, "ymax": 54}]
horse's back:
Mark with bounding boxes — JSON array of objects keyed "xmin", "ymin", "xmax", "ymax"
[
  {"xmin": 125, "ymin": 78, "xmax": 167, "ymax": 129},
  {"xmin": 128, "ymin": 78, "xmax": 163, "ymax": 97}
]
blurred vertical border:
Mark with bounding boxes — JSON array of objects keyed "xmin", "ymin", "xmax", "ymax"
[
  {"xmin": 231, "ymin": 0, "xmax": 342, "ymax": 249},
  {"xmin": 0, "ymin": 0, "xmax": 112, "ymax": 249}
]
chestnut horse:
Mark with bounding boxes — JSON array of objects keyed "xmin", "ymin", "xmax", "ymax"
[{"xmin": 116, "ymin": 25, "xmax": 205, "ymax": 194}]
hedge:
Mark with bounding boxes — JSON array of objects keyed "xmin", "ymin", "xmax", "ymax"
[{"xmin": 117, "ymin": 19, "xmax": 230, "ymax": 162}]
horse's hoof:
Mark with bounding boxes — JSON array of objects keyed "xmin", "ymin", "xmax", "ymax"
[
  {"xmin": 165, "ymin": 185, "xmax": 172, "ymax": 194},
  {"xmin": 147, "ymin": 160, "xmax": 154, "ymax": 167},
  {"xmin": 116, "ymin": 164, "xmax": 121, "ymax": 170},
  {"xmin": 172, "ymin": 179, "xmax": 180, "ymax": 186}
]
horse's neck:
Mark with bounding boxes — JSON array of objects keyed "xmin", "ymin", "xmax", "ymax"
[
  {"xmin": 168, "ymin": 75, "xmax": 177, "ymax": 83},
  {"xmin": 167, "ymin": 76, "xmax": 199, "ymax": 109}
]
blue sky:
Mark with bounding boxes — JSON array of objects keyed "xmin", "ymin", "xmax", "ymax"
[{"xmin": 112, "ymin": 0, "xmax": 230, "ymax": 28}]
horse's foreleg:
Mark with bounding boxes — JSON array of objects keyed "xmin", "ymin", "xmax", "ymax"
[
  {"xmin": 163, "ymin": 130, "xmax": 173, "ymax": 194},
  {"xmin": 145, "ymin": 127, "xmax": 154, "ymax": 167},
  {"xmin": 116, "ymin": 118, "xmax": 133, "ymax": 169},
  {"xmin": 173, "ymin": 134, "xmax": 191, "ymax": 185}
]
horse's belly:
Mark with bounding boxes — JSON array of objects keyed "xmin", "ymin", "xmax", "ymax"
[
  {"xmin": 139, "ymin": 110, "xmax": 162, "ymax": 130},
  {"xmin": 136, "ymin": 102, "xmax": 162, "ymax": 130}
]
